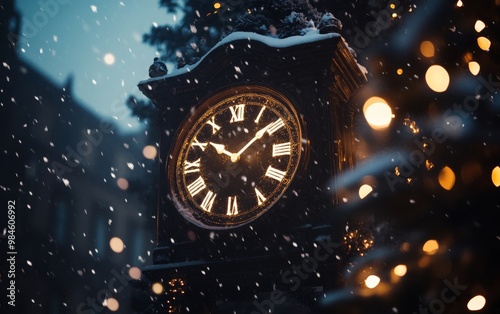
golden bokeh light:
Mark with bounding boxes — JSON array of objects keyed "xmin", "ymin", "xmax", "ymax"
[
  {"xmin": 117, "ymin": 177, "xmax": 129, "ymax": 190},
  {"xmin": 103, "ymin": 53, "xmax": 116, "ymax": 65},
  {"xmin": 420, "ymin": 41, "xmax": 435, "ymax": 58},
  {"xmin": 152, "ymin": 282, "xmax": 164, "ymax": 294},
  {"xmin": 467, "ymin": 295, "xmax": 486, "ymax": 311},
  {"xmin": 423, "ymin": 239, "xmax": 439, "ymax": 255},
  {"xmin": 491, "ymin": 166, "xmax": 500, "ymax": 187},
  {"xmin": 456, "ymin": 0, "xmax": 463, "ymax": 7},
  {"xmin": 397, "ymin": 68, "xmax": 403, "ymax": 75},
  {"xmin": 468, "ymin": 61, "xmax": 480, "ymax": 76},
  {"xmin": 106, "ymin": 298, "xmax": 119, "ymax": 311},
  {"xmin": 358, "ymin": 184, "xmax": 373, "ymax": 199},
  {"xmin": 213, "ymin": 2, "xmax": 221, "ymax": 9},
  {"xmin": 143, "ymin": 145, "xmax": 157, "ymax": 160},
  {"xmin": 438, "ymin": 166, "xmax": 456, "ymax": 190},
  {"xmin": 365, "ymin": 275, "xmax": 381, "ymax": 289},
  {"xmin": 393, "ymin": 264, "xmax": 407, "ymax": 277},
  {"xmin": 109, "ymin": 237, "xmax": 124, "ymax": 253},
  {"xmin": 477, "ymin": 36, "xmax": 491, "ymax": 51},
  {"xmin": 128, "ymin": 267, "xmax": 142, "ymax": 280},
  {"xmin": 363, "ymin": 97, "xmax": 393, "ymax": 130},
  {"xmin": 425, "ymin": 65, "xmax": 450, "ymax": 92},
  {"xmin": 474, "ymin": 20, "xmax": 486, "ymax": 33}
]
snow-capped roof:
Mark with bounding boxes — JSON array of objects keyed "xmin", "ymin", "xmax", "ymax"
[{"xmin": 138, "ymin": 31, "xmax": 341, "ymax": 85}]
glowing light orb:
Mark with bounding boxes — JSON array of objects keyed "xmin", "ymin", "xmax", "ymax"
[
  {"xmin": 467, "ymin": 295, "xmax": 486, "ymax": 311},
  {"xmin": 365, "ymin": 275, "xmax": 380, "ymax": 289},
  {"xmin": 152, "ymin": 282, "xmax": 164, "ymax": 294},
  {"xmin": 492, "ymin": 166, "xmax": 500, "ymax": 187},
  {"xmin": 109, "ymin": 237, "xmax": 124, "ymax": 253},
  {"xmin": 468, "ymin": 61, "xmax": 480, "ymax": 76},
  {"xmin": 117, "ymin": 178, "xmax": 129, "ymax": 190},
  {"xmin": 104, "ymin": 53, "xmax": 116, "ymax": 65},
  {"xmin": 363, "ymin": 96, "xmax": 393, "ymax": 130},
  {"xmin": 438, "ymin": 166, "xmax": 456, "ymax": 190},
  {"xmin": 393, "ymin": 264, "xmax": 407, "ymax": 277},
  {"xmin": 477, "ymin": 37, "xmax": 491, "ymax": 51},
  {"xmin": 423, "ymin": 239, "xmax": 439, "ymax": 255},
  {"xmin": 358, "ymin": 184, "xmax": 373, "ymax": 199},
  {"xmin": 420, "ymin": 41, "xmax": 435, "ymax": 58},
  {"xmin": 474, "ymin": 20, "xmax": 486, "ymax": 33},
  {"xmin": 143, "ymin": 145, "xmax": 157, "ymax": 159},
  {"xmin": 425, "ymin": 65, "xmax": 450, "ymax": 93},
  {"xmin": 106, "ymin": 298, "xmax": 119, "ymax": 311},
  {"xmin": 128, "ymin": 267, "xmax": 142, "ymax": 280}
]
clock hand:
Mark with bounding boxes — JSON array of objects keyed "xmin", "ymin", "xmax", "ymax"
[
  {"xmin": 233, "ymin": 123, "xmax": 272, "ymax": 161},
  {"xmin": 209, "ymin": 142, "xmax": 235, "ymax": 158}
]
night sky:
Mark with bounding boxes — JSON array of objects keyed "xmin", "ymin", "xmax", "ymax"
[{"xmin": 15, "ymin": 0, "xmax": 174, "ymax": 133}]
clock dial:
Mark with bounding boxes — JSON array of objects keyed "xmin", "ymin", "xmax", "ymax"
[{"xmin": 169, "ymin": 86, "xmax": 303, "ymax": 229}]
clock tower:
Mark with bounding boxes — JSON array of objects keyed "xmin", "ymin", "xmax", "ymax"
[{"xmin": 138, "ymin": 31, "xmax": 366, "ymax": 312}]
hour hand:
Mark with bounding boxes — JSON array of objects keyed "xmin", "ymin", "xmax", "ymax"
[{"xmin": 209, "ymin": 142, "xmax": 234, "ymax": 157}]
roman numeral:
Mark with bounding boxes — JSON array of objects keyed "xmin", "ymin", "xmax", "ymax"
[
  {"xmin": 254, "ymin": 106, "xmax": 266, "ymax": 123},
  {"xmin": 184, "ymin": 158, "xmax": 201, "ymax": 174},
  {"xmin": 229, "ymin": 104, "xmax": 245, "ymax": 122},
  {"xmin": 265, "ymin": 166, "xmax": 286, "ymax": 182},
  {"xmin": 206, "ymin": 116, "xmax": 221, "ymax": 134},
  {"xmin": 226, "ymin": 196, "xmax": 238, "ymax": 216},
  {"xmin": 267, "ymin": 118, "xmax": 285, "ymax": 135},
  {"xmin": 255, "ymin": 187, "xmax": 267, "ymax": 205},
  {"xmin": 187, "ymin": 176, "xmax": 206, "ymax": 197},
  {"xmin": 191, "ymin": 138, "xmax": 207, "ymax": 151},
  {"xmin": 272, "ymin": 142, "xmax": 291, "ymax": 157},
  {"xmin": 200, "ymin": 190, "xmax": 216, "ymax": 212}
]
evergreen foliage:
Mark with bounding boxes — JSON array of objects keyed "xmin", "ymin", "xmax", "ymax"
[{"xmin": 143, "ymin": 0, "xmax": 339, "ymax": 68}]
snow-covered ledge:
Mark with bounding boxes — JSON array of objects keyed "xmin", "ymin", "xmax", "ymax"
[{"xmin": 139, "ymin": 31, "xmax": 366, "ymax": 85}]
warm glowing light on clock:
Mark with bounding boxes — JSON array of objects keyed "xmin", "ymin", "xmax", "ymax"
[
  {"xmin": 438, "ymin": 166, "xmax": 456, "ymax": 190},
  {"xmin": 365, "ymin": 275, "xmax": 380, "ymax": 289},
  {"xmin": 425, "ymin": 65, "xmax": 450, "ymax": 92},
  {"xmin": 467, "ymin": 295, "xmax": 486, "ymax": 311},
  {"xmin": 492, "ymin": 166, "xmax": 500, "ymax": 187},
  {"xmin": 363, "ymin": 96, "xmax": 393, "ymax": 130}
]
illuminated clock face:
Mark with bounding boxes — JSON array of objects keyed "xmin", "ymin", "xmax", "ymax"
[{"xmin": 168, "ymin": 86, "xmax": 304, "ymax": 229}]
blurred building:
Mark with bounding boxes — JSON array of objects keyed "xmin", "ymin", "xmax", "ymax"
[{"xmin": 1, "ymin": 1, "xmax": 156, "ymax": 313}]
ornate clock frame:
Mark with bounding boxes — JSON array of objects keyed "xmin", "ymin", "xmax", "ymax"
[{"xmin": 138, "ymin": 31, "xmax": 366, "ymax": 311}]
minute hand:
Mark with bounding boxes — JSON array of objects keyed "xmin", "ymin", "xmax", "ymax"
[{"xmin": 234, "ymin": 124, "xmax": 272, "ymax": 158}]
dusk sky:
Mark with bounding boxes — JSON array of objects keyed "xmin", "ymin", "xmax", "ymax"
[{"xmin": 15, "ymin": 0, "xmax": 176, "ymax": 133}]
